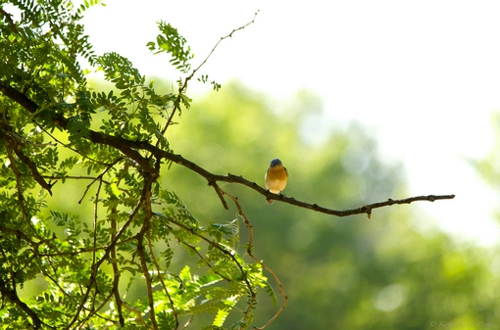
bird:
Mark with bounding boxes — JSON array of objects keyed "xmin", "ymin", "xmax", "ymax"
[{"xmin": 265, "ymin": 158, "xmax": 288, "ymax": 204}]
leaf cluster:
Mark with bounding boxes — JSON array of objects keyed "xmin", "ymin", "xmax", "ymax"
[
  {"xmin": 147, "ymin": 22, "xmax": 194, "ymax": 74},
  {"xmin": 0, "ymin": 1, "xmax": 272, "ymax": 329}
]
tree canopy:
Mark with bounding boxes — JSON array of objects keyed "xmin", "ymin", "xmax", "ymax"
[{"xmin": 0, "ymin": 1, "xmax": 276, "ymax": 328}]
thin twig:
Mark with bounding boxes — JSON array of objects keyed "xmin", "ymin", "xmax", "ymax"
[
  {"xmin": 222, "ymin": 191, "xmax": 288, "ymax": 329},
  {"xmin": 122, "ymin": 303, "xmax": 152, "ymax": 329},
  {"xmin": 159, "ymin": 11, "xmax": 259, "ymax": 136},
  {"xmin": 3, "ymin": 145, "xmax": 44, "ymax": 239},
  {"xmin": 180, "ymin": 241, "xmax": 232, "ymax": 282},
  {"xmin": 146, "ymin": 230, "xmax": 180, "ymax": 329},
  {"xmin": 90, "ymin": 179, "xmax": 104, "ymax": 316},
  {"xmin": 77, "ymin": 157, "xmax": 123, "ymax": 204},
  {"xmin": 34, "ymin": 121, "xmax": 116, "ymax": 168},
  {"xmin": 163, "ymin": 216, "xmax": 257, "ymax": 316},
  {"xmin": 110, "ymin": 204, "xmax": 125, "ymax": 326},
  {"xmin": 136, "ymin": 171, "xmax": 160, "ymax": 329},
  {"xmin": 42, "ymin": 175, "xmax": 133, "ymax": 197},
  {"xmin": 209, "ymin": 180, "xmax": 229, "ymax": 210},
  {"xmin": 3, "ymin": 146, "xmax": 28, "ymax": 219}
]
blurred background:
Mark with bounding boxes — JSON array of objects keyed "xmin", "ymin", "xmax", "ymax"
[{"xmin": 78, "ymin": 1, "xmax": 500, "ymax": 328}]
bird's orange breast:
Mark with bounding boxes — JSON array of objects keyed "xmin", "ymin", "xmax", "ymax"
[{"xmin": 265, "ymin": 165, "xmax": 288, "ymax": 193}]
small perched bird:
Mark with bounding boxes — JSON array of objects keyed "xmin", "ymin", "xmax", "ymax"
[{"xmin": 265, "ymin": 158, "xmax": 288, "ymax": 204}]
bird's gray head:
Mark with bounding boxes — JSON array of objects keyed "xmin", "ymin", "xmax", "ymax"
[{"xmin": 270, "ymin": 158, "xmax": 282, "ymax": 167}]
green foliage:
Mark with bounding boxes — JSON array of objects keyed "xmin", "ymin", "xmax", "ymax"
[
  {"xmin": 0, "ymin": 1, "xmax": 270, "ymax": 329},
  {"xmin": 147, "ymin": 22, "xmax": 194, "ymax": 74}
]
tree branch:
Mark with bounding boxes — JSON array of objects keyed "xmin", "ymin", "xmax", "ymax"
[
  {"xmin": 149, "ymin": 148, "xmax": 456, "ymax": 217},
  {"xmin": 0, "ymin": 277, "xmax": 43, "ymax": 329},
  {"xmin": 0, "ymin": 7, "xmax": 19, "ymax": 33},
  {"xmin": 1, "ymin": 78, "xmax": 455, "ymax": 219},
  {"xmin": 146, "ymin": 230, "xmax": 179, "ymax": 329},
  {"xmin": 0, "ymin": 80, "xmax": 155, "ymax": 176},
  {"xmin": 136, "ymin": 172, "xmax": 159, "ymax": 329},
  {"xmin": 0, "ymin": 128, "xmax": 54, "ymax": 195}
]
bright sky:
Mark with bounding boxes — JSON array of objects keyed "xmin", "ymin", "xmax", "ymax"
[{"xmin": 82, "ymin": 0, "xmax": 500, "ymax": 245}]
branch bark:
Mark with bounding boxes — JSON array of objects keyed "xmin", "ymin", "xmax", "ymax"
[
  {"xmin": 0, "ymin": 277, "xmax": 43, "ymax": 329},
  {"xmin": 0, "ymin": 80, "xmax": 455, "ymax": 218}
]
